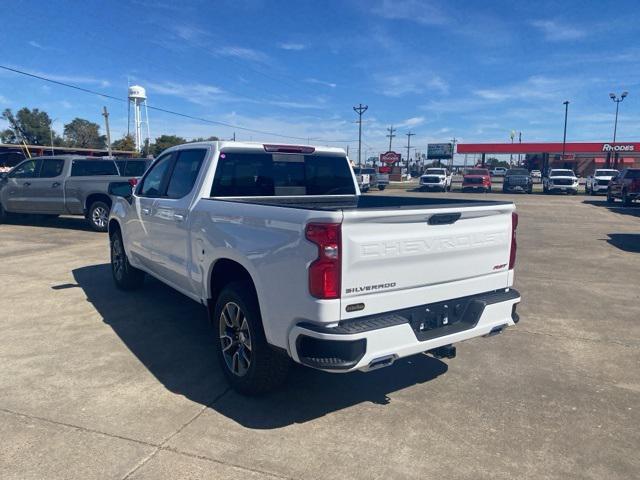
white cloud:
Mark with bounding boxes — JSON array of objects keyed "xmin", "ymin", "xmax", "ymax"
[
  {"xmin": 397, "ymin": 116, "xmax": 425, "ymax": 128},
  {"xmin": 375, "ymin": 72, "xmax": 449, "ymax": 97},
  {"xmin": 531, "ymin": 20, "xmax": 586, "ymax": 41},
  {"xmin": 278, "ymin": 42, "xmax": 306, "ymax": 51},
  {"xmin": 0, "ymin": 95, "xmax": 10, "ymax": 104},
  {"xmin": 473, "ymin": 76, "xmax": 560, "ymax": 102},
  {"xmin": 305, "ymin": 78, "xmax": 337, "ymax": 88},
  {"xmin": 28, "ymin": 40, "xmax": 45, "ymax": 49},
  {"xmin": 371, "ymin": 0, "xmax": 449, "ymax": 26},
  {"xmin": 146, "ymin": 81, "xmax": 227, "ymax": 105},
  {"xmin": 215, "ymin": 46, "xmax": 270, "ymax": 63}
]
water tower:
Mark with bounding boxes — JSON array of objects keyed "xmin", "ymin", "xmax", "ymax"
[{"xmin": 127, "ymin": 85, "xmax": 151, "ymax": 153}]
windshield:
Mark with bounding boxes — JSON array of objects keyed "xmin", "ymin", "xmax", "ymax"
[
  {"xmin": 425, "ymin": 169, "xmax": 446, "ymax": 175},
  {"xmin": 550, "ymin": 170, "xmax": 575, "ymax": 177},
  {"xmin": 595, "ymin": 170, "xmax": 618, "ymax": 177},
  {"xmin": 212, "ymin": 152, "xmax": 356, "ymax": 196},
  {"xmin": 506, "ymin": 169, "xmax": 529, "ymax": 176},
  {"xmin": 466, "ymin": 169, "xmax": 489, "ymax": 175}
]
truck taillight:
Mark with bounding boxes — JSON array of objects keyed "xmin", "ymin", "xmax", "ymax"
[
  {"xmin": 305, "ymin": 223, "xmax": 341, "ymax": 299},
  {"xmin": 509, "ymin": 212, "xmax": 518, "ymax": 270}
]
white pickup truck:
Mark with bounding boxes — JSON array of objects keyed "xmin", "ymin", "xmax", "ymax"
[{"xmin": 108, "ymin": 141, "xmax": 521, "ymax": 394}]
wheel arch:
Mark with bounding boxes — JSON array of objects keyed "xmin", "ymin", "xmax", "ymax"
[
  {"xmin": 85, "ymin": 192, "xmax": 112, "ymax": 213},
  {"xmin": 208, "ymin": 258, "xmax": 259, "ymax": 308}
]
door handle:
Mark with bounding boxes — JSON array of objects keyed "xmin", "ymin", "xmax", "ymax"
[
  {"xmin": 24, "ymin": 182, "xmax": 31, "ymax": 187},
  {"xmin": 141, "ymin": 207, "xmax": 151, "ymax": 215},
  {"xmin": 52, "ymin": 182, "xmax": 61, "ymax": 188},
  {"xmin": 173, "ymin": 213, "xmax": 185, "ymax": 222}
]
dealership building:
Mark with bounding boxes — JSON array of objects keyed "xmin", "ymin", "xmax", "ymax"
[{"xmin": 456, "ymin": 142, "xmax": 640, "ymax": 175}]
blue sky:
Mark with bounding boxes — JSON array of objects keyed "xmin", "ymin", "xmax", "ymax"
[{"xmin": 1, "ymin": 0, "xmax": 639, "ymax": 157}]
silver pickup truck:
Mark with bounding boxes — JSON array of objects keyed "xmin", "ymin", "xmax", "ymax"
[{"xmin": 0, "ymin": 155, "xmax": 150, "ymax": 231}]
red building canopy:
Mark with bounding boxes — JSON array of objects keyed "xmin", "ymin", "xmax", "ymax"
[{"xmin": 457, "ymin": 142, "xmax": 639, "ymax": 155}]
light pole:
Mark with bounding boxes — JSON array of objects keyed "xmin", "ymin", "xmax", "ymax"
[
  {"xmin": 353, "ymin": 104, "xmax": 368, "ymax": 167},
  {"xmin": 561, "ymin": 101, "xmax": 569, "ymax": 165},
  {"xmin": 609, "ymin": 91, "xmax": 628, "ymax": 167},
  {"xmin": 509, "ymin": 130, "xmax": 515, "ymax": 166},
  {"xmin": 49, "ymin": 118, "xmax": 58, "ymax": 155}
]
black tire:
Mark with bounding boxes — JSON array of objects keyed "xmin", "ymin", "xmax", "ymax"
[
  {"xmin": 110, "ymin": 230, "xmax": 145, "ymax": 290},
  {"xmin": 527, "ymin": 186, "xmax": 533, "ymax": 194},
  {"xmin": 0, "ymin": 202, "xmax": 6, "ymax": 224},
  {"xmin": 378, "ymin": 185, "xmax": 386, "ymax": 191},
  {"xmin": 88, "ymin": 201, "xmax": 110, "ymax": 232},
  {"xmin": 213, "ymin": 281, "xmax": 290, "ymax": 395},
  {"xmin": 487, "ymin": 186, "xmax": 492, "ymax": 193},
  {"xmin": 622, "ymin": 190, "xmax": 632, "ymax": 206},
  {"xmin": 607, "ymin": 189, "xmax": 615, "ymax": 203}
]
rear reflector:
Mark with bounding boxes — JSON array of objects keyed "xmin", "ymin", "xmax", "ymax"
[
  {"xmin": 509, "ymin": 212, "xmax": 518, "ymax": 269},
  {"xmin": 128, "ymin": 177, "xmax": 138, "ymax": 187},
  {"xmin": 264, "ymin": 144, "xmax": 315, "ymax": 154},
  {"xmin": 305, "ymin": 223, "xmax": 341, "ymax": 299}
]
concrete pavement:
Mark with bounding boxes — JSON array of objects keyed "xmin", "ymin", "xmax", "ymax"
[{"xmin": 0, "ymin": 193, "xmax": 638, "ymax": 479}]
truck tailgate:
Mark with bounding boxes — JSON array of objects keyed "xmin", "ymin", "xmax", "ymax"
[{"xmin": 340, "ymin": 204, "xmax": 515, "ymax": 319}]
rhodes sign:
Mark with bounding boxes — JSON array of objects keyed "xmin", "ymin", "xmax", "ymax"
[
  {"xmin": 380, "ymin": 151, "xmax": 401, "ymax": 164},
  {"xmin": 602, "ymin": 143, "xmax": 635, "ymax": 152}
]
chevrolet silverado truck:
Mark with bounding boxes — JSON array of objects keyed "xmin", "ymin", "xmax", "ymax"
[
  {"xmin": 607, "ymin": 168, "xmax": 640, "ymax": 205},
  {"xmin": 0, "ymin": 155, "xmax": 147, "ymax": 231},
  {"xmin": 543, "ymin": 169, "xmax": 578, "ymax": 195},
  {"xmin": 586, "ymin": 169, "xmax": 618, "ymax": 195},
  {"xmin": 107, "ymin": 141, "xmax": 521, "ymax": 394},
  {"xmin": 419, "ymin": 167, "xmax": 452, "ymax": 192}
]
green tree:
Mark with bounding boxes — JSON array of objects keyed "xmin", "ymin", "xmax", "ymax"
[
  {"xmin": 485, "ymin": 157, "xmax": 510, "ymax": 168},
  {"xmin": 111, "ymin": 134, "xmax": 136, "ymax": 152},
  {"xmin": 63, "ymin": 118, "xmax": 106, "ymax": 148},
  {"xmin": 151, "ymin": 135, "xmax": 187, "ymax": 156},
  {"xmin": 1, "ymin": 107, "xmax": 59, "ymax": 145},
  {"xmin": 190, "ymin": 136, "xmax": 219, "ymax": 142}
]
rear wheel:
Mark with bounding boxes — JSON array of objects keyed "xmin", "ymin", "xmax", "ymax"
[
  {"xmin": 213, "ymin": 281, "xmax": 290, "ymax": 395},
  {"xmin": 623, "ymin": 189, "xmax": 633, "ymax": 206},
  {"xmin": 0, "ymin": 202, "xmax": 6, "ymax": 224},
  {"xmin": 110, "ymin": 230, "xmax": 145, "ymax": 290},
  {"xmin": 88, "ymin": 201, "xmax": 110, "ymax": 232},
  {"xmin": 378, "ymin": 185, "xmax": 386, "ymax": 191}
]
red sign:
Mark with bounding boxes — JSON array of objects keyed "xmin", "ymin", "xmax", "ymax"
[
  {"xmin": 457, "ymin": 142, "xmax": 640, "ymax": 154},
  {"xmin": 380, "ymin": 151, "xmax": 401, "ymax": 164},
  {"xmin": 378, "ymin": 165, "xmax": 391, "ymax": 173}
]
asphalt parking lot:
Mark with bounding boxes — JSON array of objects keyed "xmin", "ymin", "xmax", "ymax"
[{"xmin": 1, "ymin": 191, "xmax": 639, "ymax": 480}]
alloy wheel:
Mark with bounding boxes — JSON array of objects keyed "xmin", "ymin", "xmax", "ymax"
[{"xmin": 219, "ymin": 302, "xmax": 252, "ymax": 377}]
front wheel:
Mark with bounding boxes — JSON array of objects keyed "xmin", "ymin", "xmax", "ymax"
[
  {"xmin": 88, "ymin": 201, "xmax": 110, "ymax": 232},
  {"xmin": 110, "ymin": 230, "xmax": 145, "ymax": 290},
  {"xmin": 378, "ymin": 185, "xmax": 386, "ymax": 191},
  {"xmin": 607, "ymin": 190, "xmax": 615, "ymax": 203},
  {"xmin": 214, "ymin": 281, "xmax": 290, "ymax": 395},
  {"xmin": 623, "ymin": 190, "xmax": 633, "ymax": 206}
]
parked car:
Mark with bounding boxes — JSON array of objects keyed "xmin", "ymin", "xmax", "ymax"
[
  {"xmin": 530, "ymin": 169, "xmax": 542, "ymax": 179},
  {"xmin": 0, "ymin": 155, "xmax": 136, "ymax": 231},
  {"xmin": 108, "ymin": 141, "xmax": 521, "ymax": 394},
  {"xmin": 419, "ymin": 167, "xmax": 452, "ymax": 192},
  {"xmin": 360, "ymin": 167, "xmax": 388, "ymax": 191},
  {"xmin": 542, "ymin": 169, "xmax": 578, "ymax": 195},
  {"xmin": 490, "ymin": 167, "xmax": 508, "ymax": 177},
  {"xmin": 352, "ymin": 166, "xmax": 370, "ymax": 192},
  {"xmin": 503, "ymin": 168, "xmax": 533, "ymax": 193},
  {"xmin": 607, "ymin": 168, "xmax": 640, "ymax": 206},
  {"xmin": 462, "ymin": 168, "xmax": 492, "ymax": 192},
  {"xmin": 585, "ymin": 169, "xmax": 618, "ymax": 195}
]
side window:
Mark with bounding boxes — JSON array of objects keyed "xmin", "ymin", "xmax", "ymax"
[
  {"xmin": 123, "ymin": 160, "xmax": 149, "ymax": 177},
  {"xmin": 71, "ymin": 160, "xmax": 118, "ymax": 176},
  {"xmin": 39, "ymin": 159, "xmax": 65, "ymax": 178},
  {"xmin": 138, "ymin": 154, "xmax": 173, "ymax": 197},
  {"xmin": 9, "ymin": 159, "xmax": 41, "ymax": 178},
  {"xmin": 166, "ymin": 149, "xmax": 207, "ymax": 199}
]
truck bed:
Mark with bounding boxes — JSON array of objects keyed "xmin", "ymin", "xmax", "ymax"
[{"xmin": 208, "ymin": 195, "xmax": 513, "ymax": 211}]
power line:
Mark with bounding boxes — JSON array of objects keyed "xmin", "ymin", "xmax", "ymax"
[
  {"xmin": 386, "ymin": 125, "xmax": 396, "ymax": 151},
  {"xmin": 0, "ymin": 65, "xmax": 357, "ymax": 144}
]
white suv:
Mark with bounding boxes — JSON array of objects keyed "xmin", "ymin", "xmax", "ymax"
[
  {"xmin": 585, "ymin": 169, "xmax": 618, "ymax": 195},
  {"xmin": 543, "ymin": 169, "xmax": 579, "ymax": 195},
  {"xmin": 419, "ymin": 168, "xmax": 452, "ymax": 191}
]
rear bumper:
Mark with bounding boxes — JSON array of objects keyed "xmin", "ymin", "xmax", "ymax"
[{"xmin": 289, "ymin": 288, "xmax": 520, "ymax": 372}]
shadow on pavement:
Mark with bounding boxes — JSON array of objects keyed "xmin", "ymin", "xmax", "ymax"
[
  {"xmin": 71, "ymin": 263, "xmax": 448, "ymax": 429},
  {"xmin": 583, "ymin": 199, "xmax": 640, "ymax": 218},
  {"xmin": 4, "ymin": 213, "xmax": 94, "ymax": 231},
  {"xmin": 604, "ymin": 234, "xmax": 640, "ymax": 253}
]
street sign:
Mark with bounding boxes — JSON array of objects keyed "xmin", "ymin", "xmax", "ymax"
[
  {"xmin": 427, "ymin": 143, "xmax": 453, "ymax": 159},
  {"xmin": 380, "ymin": 151, "xmax": 401, "ymax": 164}
]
